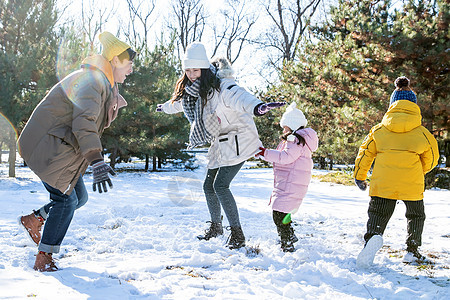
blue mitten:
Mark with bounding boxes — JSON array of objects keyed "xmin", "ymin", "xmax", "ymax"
[{"xmin": 355, "ymin": 179, "xmax": 368, "ymax": 191}]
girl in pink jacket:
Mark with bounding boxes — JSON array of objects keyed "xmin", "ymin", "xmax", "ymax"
[{"xmin": 257, "ymin": 102, "xmax": 319, "ymax": 252}]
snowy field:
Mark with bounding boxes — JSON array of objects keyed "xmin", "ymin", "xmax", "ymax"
[{"xmin": 0, "ymin": 153, "xmax": 449, "ymax": 299}]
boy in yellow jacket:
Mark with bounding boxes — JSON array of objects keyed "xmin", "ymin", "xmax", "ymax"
[{"xmin": 353, "ymin": 77, "xmax": 439, "ymax": 268}]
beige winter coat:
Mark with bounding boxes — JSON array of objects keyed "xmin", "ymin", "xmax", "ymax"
[{"xmin": 18, "ymin": 55, "xmax": 126, "ymax": 194}]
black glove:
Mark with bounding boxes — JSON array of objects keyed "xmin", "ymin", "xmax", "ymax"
[
  {"xmin": 354, "ymin": 179, "xmax": 368, "ymax": 191},
  {"xmin": 92, "ymin": 161, "xmax": 116, "ymax": 193}
]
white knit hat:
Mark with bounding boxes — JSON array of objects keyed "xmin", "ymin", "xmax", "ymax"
[
  {"xmin": 280, "ymin": 102, "xmax": 307, "ymax": 130},
  {"xmin": 182, "ymin": 42, "xmax": 210, "ymax": 70}
]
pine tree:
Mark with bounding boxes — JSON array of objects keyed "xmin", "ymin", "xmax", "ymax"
[
  {"xmin": 0, "ymin": 0, "xmax": 59, "ymax": 176},
  {"xmin": 264, "ymin": 0, "xmax": 449, "ymax": 167}
]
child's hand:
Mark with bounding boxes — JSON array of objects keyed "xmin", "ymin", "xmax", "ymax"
[
  {"xmin": 256, "ymin": 147, "xmax": 266, "ymax": 157},
  {"xmin": 354, "ymin": 179, "xmax": 368, "ymax": 191}
]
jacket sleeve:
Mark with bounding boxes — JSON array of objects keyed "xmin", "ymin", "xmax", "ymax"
[
  {"xmin": 420, "ymin": 128, "xmax": 439, "ymax": 174},
  {"xmin": 220, "ymin": 83, "xmax": 263, "ymax": 115},
  {"xmin": 161, "ymin": 99, "xmax": 184, "ymax": 114},
  {"xmin": 353, "ymin": 128, "xmax": 378, "ymax": 180},
  {"xmin": 263, "ymin": 141, "xmax": 304, "ymax": 165}
]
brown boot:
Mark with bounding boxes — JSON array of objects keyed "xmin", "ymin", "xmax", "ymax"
[
  {"xmin": 34, "ymin": 251, "xmax": 58, "ymax": 272},
  {"xmin": 20, "ymin": 212, "xmax": 44, "ymax": 245}
]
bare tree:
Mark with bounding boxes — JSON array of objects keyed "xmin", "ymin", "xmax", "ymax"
[
  {"xmin": 257, "ymin": 0, "xmax": 322, "ymax": 67},
  {"xmin": 169, "ymin": 0, "xmax": 207, "ymax": 59},
  {"xmin": 211, "ymin": 0, "xmax": 257, "ymax": 64},
  {"xmin": 80, "ymin": 0, "xmax": 115, "ymax": 52},
  {"xmin": 121, "ymin": 0, "xmax": 156, "ymax": 55}
]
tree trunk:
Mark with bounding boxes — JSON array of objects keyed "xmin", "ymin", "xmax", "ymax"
[
  {"xmin": 152, "ymin": 155, "xmax": 157, "ymax": 171},
  {"xmin": 158, "ymin": 157, "xmax": 162, "ymax": 169},
  {"xmin": 319, "ymin": 156, "xmax": 326, "ymax": 169},
  {"xmin": 328, "ymin": 154, "xmax": 333, "ymax": 170},
  {"xmin": 444, "ymin": 139, "xmax": 449, "ymax": 168},
  {"xmin": 8, "ymin": 129, "xmax": 16, "ymax": 177},
  {"xmin": 110, "ymin": 148, "xmax": 118, "ymax": 169},
  {"xmin": 145, "ymin": 154, "xmax": 149, "ymax": 171}
]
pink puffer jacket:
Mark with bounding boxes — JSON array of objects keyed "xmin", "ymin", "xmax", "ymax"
[{"xmin": 262, "ymin": 128, "xmax": 318, "ymax": 213}]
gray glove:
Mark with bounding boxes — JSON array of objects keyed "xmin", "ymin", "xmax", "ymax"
[
  {"xmin": 354, "ymin": 179, "xmax": 368, "ymax": 191},
  {"xmin": 92, "ymin": 161, "xmax": 116, "ymax": 193}
]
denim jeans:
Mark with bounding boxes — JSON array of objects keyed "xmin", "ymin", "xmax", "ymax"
[
  {"xmin": 38, "ymin": 176, "xmax": 88, "ymax": 253},
  {"xmin": 203, "ymin": 162, "xmax": 244, "ymax": 227}
]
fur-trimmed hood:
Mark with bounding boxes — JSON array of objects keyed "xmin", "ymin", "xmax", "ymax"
[{"xmin": 211, "ymin": 57, "xmax": 235, "ymax": 79}]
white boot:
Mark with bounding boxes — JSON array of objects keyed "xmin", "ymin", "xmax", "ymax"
[{"xmin": 357, "ymin": 235, "xmax": 383, "ymax": 268}]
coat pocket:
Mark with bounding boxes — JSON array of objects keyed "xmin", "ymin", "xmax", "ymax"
[
  {"xmin": 48, "ymin": 127, "xmax": 80, "ymax": 153},
  {"xmin": 218, "ymin": 133, "xmax": 240, "ymax": 162}
]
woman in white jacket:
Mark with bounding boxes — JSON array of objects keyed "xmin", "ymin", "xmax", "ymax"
[{"xmin": 157, "ymin": 42, "xmax": 284, "ymax": 249}]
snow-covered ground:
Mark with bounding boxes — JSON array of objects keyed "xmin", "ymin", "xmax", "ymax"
[{"xmin": 0, "ymin": 153, "xmax": 449, "ymax": 299}]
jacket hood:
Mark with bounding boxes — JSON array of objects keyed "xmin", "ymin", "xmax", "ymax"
[
  {"xmin": 382, "ymin": 100, "xmax": 422, "ymax": 133},
  {"xmin": 81, "ymin": 55, "xmax": 115, "ymax": 88},
  {"xmin": 210, "ymin": 57, "xmax": 234, "ymax": 79},
  {"xmin": 295, "ymin": 127, "xmax": 318, "ymax": 152}
]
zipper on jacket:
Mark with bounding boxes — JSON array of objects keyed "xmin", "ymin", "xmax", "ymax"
[{"xmin": 235, "ymin": 135, "xmax": 240, "ymax": 156}]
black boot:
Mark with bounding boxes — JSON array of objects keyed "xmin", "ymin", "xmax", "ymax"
[
  {"xmin": 197, "ymin": 221, "xmax": 223, "ymax": 240},
  {"xmin": 404, "ymin": 245, "xmax": 426, "ymax": 262},
  {"xmin": 273, "ymin": 210, "xmax": 298, "ymax": 252},
  {"xmin": 277, "ymin": 224, "xmax": 297, "ymax": 252},
  {"xmin": 227, "ymin": 226, "xmax": 245, "ymax": 249}
]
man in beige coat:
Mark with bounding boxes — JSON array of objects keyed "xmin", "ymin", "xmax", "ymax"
[{"xmin": 18, "ymin": 32, "xmax": 135, "ymax": 271}]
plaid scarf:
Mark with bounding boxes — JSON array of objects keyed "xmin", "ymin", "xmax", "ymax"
[{"xmin": 182, "ymin": 80, "xmax": 220, "ymax": 149}]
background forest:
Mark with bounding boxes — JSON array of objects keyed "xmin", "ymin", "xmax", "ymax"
[{"xmin": 0, "ymin": 0, "xmax": 448, "ymax": 187}]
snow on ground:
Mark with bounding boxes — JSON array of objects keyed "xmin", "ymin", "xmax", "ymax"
[{"xmin": 0, "ymin": 153, "xmax": 449, "ymax": 299}]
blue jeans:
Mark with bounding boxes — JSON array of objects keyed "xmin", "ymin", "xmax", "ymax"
[
  {"xmin": 203, "ymin": 162, "xmax": 244, "ymax": 227},
  {"xmin": 38, "ymin": 176, "xmax": 88, "ymax": 253}
]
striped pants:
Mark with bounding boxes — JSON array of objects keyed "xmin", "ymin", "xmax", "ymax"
[{"xmin": 364, "ymin": 196, "xmax": 426, "ymax": 248}]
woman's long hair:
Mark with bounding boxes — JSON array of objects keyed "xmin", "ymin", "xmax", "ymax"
[
  {"xmin": 280, "ymin": 126, "xmax": 306, "ymax": 146},
  {"xmin": 170, "ymin": 68, "xmax": 221, "ymax": 107}
]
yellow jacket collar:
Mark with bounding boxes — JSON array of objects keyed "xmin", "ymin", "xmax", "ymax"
[
  {"xmin": 382, "ymin": 100, "xmax": 421, "ymax": 133},
  {"xmin": 81, "ymin": 55, "xmax": 115, "ymax": 88}
]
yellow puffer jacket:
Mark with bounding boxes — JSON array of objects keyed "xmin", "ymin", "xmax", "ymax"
[{"xmin": 354, "ymin": 100, "xmax": 439, "ymax": 200}]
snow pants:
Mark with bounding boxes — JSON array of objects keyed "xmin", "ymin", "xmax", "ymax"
[{"xmin": 364, "ymin": 196, "xmax": 425, "ymax": 248}]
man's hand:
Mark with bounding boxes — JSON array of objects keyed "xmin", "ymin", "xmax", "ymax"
[{"xmin": 92, "ymin": 161, "xmax": 116, "ymax": 193}]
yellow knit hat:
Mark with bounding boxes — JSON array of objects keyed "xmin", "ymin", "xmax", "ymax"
[{"xmin": 98, "ymin": 31, "xmax": 131, "ymax": 61}]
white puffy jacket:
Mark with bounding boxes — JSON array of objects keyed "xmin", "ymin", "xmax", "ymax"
[{"xmin": 160, "ymin": 77, "xmax": 263, "ymax": 169}]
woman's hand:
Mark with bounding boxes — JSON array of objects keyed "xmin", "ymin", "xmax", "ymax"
[{"xmin": 256, "ymin": 102, "xmax": 286, "ymax": 115}]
